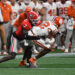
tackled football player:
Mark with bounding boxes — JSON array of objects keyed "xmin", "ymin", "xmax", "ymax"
[{"xmin": 28, "ymin": 17, "xmax": 64, "ymax": 68}]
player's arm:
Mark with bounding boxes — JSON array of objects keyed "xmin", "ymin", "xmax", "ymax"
[
  {"xmin": 24, "ymin": 34, "xmax": 40, "ymax": 40},
  {"xmin": 14, "ymin": 13, "xmax": 25, "ymax": 28}
]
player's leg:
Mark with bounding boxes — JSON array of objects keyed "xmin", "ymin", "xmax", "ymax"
[
  {"xmin": 3, "ymin": 23, "xmax": 10, "ymax": 55},
  {"xmin": 19, "ymin": 46, "xmax": 32, "ymax": 67},
  {"xmin": 71, "ymin": 29, "xmax": 75, "ymax": 52},
  {"xmin": 0, "ymin": 52, "xmax": 16, "ymax": 63},
  {"xmin": 0, "ymin": 37, "xmax": 17, "ymax": 63},
  {"xmin": 36, "ymin": 48, "xmax": 50, "ymax": 59},
  {"xmin": 65, "ymin": 29, "xmax": 73, "ymax": 53},
  {"xmin": 7, "ymin": 25, "xmax": 13, "ymax": 53},
  {"xmin": 60, "ymin": 32, "xmax": 66, "ymax": 51},
  {"xmin": 56, "ymin": 34, "xmax": 61, "ymax": 49},
  {"xmin": 32, "ymin": 45, "xmax": 40, "ymax": 54},
  {"xmin": 0, "ymin": 25, "xmax": 7, "ymax": 53},
  {"xmin": 29, "ymin": 48, "xmax": 51, "ymax": 68}
]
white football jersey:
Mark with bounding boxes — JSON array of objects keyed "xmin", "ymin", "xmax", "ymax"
[
  {"xmin": 43, "ymin": 2, "xmax": 57, "ymax": 21},
  {"xmin": 29, "ymin": 1, "xmax": 43, "ymax": 10},
  {"xmin": 6, "ymin": 1, "xmax": 11, "ymax": 5},
  {"xmin": 17, "ymin": 2, "xmax": 25, "ymax": 14},
  {"xmin": 22, "ymin": 3, "xmax": 33, "ymax": 11},
  {"xmin": 20, "ymin": 3, "xmax": 27, "ymax": 12},
  {"xmin": 28, "ymin": 21, "xmax": 57, "ymax": 36},
  {"xmin": 56, "ymin": 1, "xmax": 71, "ymax": 18},
  {"xmin": 10, "ymin": 3, "xmax": 20, "ymax": 25}
]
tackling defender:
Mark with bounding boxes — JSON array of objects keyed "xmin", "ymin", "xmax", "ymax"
[{"xmin": 0, "ymin": 11, "xmax": 41, "ymax": 64}]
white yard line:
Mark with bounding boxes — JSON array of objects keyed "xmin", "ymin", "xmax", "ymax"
[{"xmin": 0, "ymin": 53, "xmax": 75, "ymax": 59}]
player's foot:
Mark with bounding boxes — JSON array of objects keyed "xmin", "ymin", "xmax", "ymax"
[
  {"xmin": 71, "ymin": 49, "xmax": 75, "ymax": 53},
  {"xmin": 51, "ymin": 49, "xmax": 54, "ymax": 52},
  {"xmin": 61, "ymin": 46, "xmax": 65, "ymax": 51},
  {"xmin": 64, "ymin": 49, "xmax": 68, "ymax": 53},
  {"xmin": 29, "ymin": 57, "xmax": 37, "ymax": 68},
  {"xmin": 18, "ymin": 50, "xmax": 23, "ymax": 54},
  {"xmin": 29, "ymin": 64, "xmax": 39, "ymax": 68},
  {"xmin": 3, "ymin": 51, "xmax": 8, "ymax": 55},
  {"xmin": 19, "ymin": 60, "xmax": 28, "ymax": 67}
]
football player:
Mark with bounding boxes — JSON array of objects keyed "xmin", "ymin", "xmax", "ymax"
[
  {"xmin": 56, "ymin": 0, "xmax": 71, "ymax": 51},
  {"xmin": 41, "ymin": 0, "xmax": 57, "ymax": 21},
  {"xmin": 0, "ymin": 11, "xmax": 41, "ymax": 63},
  {"xmin": 7, "ymin": 0, "xmax": 20, "ymax": 53},
  {"xmin": 28, "ymin": 17, "xmax": 63, "ymax": 68},
  {"xmin": 65, "ymin": 0, "xmax": 75, "ymax": 53}
]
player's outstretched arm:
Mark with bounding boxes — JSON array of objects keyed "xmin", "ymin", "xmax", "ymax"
[{"xmin": 24, "ymin": 34, "xmax": 41, "ymax": 40}]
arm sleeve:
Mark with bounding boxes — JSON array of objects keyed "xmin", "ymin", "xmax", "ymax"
[{"xmin": 24, "ymin": 34, "xmax": 40, "ymax": 40}]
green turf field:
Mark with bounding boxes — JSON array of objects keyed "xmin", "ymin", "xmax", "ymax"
[{"xmin": 0, "ymin": 53, "xmax": 75, "ymax": 75}]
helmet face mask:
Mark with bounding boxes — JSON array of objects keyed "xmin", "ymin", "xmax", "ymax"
[{"xmin": 30, "ymin": 18, "xmax": 39, "ymax": 25}]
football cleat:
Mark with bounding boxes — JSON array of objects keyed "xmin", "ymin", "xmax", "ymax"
[
  {"xmin": 3, "ymin": 51, "xmax": 8, "ymax": 55},
  {"xmin": 64, "ymin": 51, "xmax": 68, "ymax": 53},
  {"xmin": 19, "ymin": 60, "xmax": 28, "ymax": 67},
  {"xmin": 64, "ymin": 48, "xmax": 68, "ymax": 53},
  {"xmin": 18, "ymin": 48, "xmax": 23, "ymax": 53},
  {"xmin": 61, "ymin": 46, "xmax": 65, "ymax": 51},
  {"xmin": 29, "ymin": 57, "xmax": 37, "ymax": 68}
]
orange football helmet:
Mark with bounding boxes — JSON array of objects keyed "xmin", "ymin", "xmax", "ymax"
[
  {"xmin": 54, "ymin": 17, "xmax": 63, "ymax": 28},
  {"xmin": 25, "ymin": 6, "xmax": 31, "ymax": 12}
]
